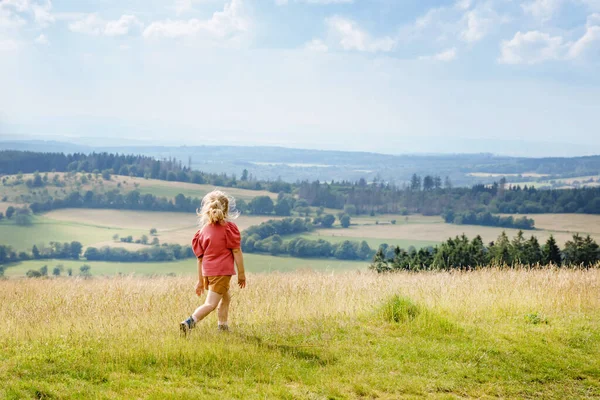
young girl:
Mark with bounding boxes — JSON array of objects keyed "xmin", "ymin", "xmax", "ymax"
[{"xmin": 180, "ymin": 190, "xmax": 246, "ymax": 335}]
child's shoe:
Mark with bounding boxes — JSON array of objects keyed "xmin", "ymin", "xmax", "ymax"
[
  {"xmin": 218, "ymin": 324, "xmax": 229, "ymax": 332},
  {"xmin": 180, "ymin": 316, "xmax": 195, "ymax": 336}
]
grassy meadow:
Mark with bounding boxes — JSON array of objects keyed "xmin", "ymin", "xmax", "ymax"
[
  {"xmin": 0, "ymin": 172, "xmax": 276, "ymax": 204},
  {"xmin": 4, "ymin": 254, "xmax": 367, "ymax": 277},
  {"xmin": 1, "ymin": 268, "xmax": 599, "ymax": 398}
]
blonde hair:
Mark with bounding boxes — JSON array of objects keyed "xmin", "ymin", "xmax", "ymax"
[{"xmin": 197, "ymin": 190, "xmax": 238, "ymax": 228}]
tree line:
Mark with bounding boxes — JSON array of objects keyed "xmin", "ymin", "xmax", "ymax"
[
  {"xmin": 370, "ymin": 231, "xmax": 599, "ymax": 272},
  {"xmin": 84, "ymin": 244, "xmax": 194, "ymax": 262},
  {"xmin": 443, "ymin": 210, "xmax": 535, "ymax": 230},
  {"xmin": 0, "ymin": 150, "xmax": 292, "ymax": 193},
  {"xmin": 296, "ymin": 177, "xmax": 600, "ymax": 217},
  {"xmin": 241, "ymin": 217, "xmax": 373, "ymax": 260}
]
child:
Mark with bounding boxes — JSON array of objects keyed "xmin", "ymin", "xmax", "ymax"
[{"xmin": 180, "ymin": 190, "xmax": 246, "ymax": 335}]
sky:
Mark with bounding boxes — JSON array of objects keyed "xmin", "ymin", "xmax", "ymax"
[{"xmin": 1, "ymin": 0, "xmax": 600, "ymax": 157}]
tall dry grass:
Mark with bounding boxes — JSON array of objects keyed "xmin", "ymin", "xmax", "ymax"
[{"xmin": 2, "ymin": 267, "xmax": 599, "ymax": 342}]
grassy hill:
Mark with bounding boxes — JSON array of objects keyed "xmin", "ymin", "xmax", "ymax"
[
  {"xmin": 0, "ymin": 172, "xmax": 274, "ymax": 205},
  {"xmin": 1, "ymin": 269, "xmax": 598, "ymax": 398}
]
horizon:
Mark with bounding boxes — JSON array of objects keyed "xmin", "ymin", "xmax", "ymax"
[{"xmin": 3, "ymin": 134, "xmax": 600, "ymax": 160}]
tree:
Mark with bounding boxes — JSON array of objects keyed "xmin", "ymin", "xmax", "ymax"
[
  {"xmin": 32, "ymin": 244, "xmax": 40, "ymax": 259},
  {"xmin": 39, "ymin": 265, "xmax": 48, "ymax": 276},
  {"xmin": 321, "ymin": 214, "xmax": 335, "ymax": 228},
  {"xmin": 274, "ymin": 198, "xmax": 292, "ymax": 216},
  {"xmin": 26, "ymin": 269, "xmax": 42, "ymax": 278},
  {"xmin": 444, "ymin": 176, "xmax": 452, "ymax": 190},
  {"xmin": 334, "ymin": 241, "xmax": 357, "ymax": 260},
  {"xmin": 423, "ymin": 176, "xmax": 434, "ymax": 191},
  {"xmin": 80, "ymin": 264, "xmax": 92, "ymax": 277},
  {"xmin": 150, "ymin": 228, "xmax": 158, "ymax": 236},
  {"xmin": 15, "ymin": 207, "xmax": 33, "ymax": 226},
  {"xmin": 5, "ymin": 206, "xmax": 15, "ymax": 219},
  {"xmin": 410, "ymin": 174, "xmax": 421, "ymax": 191},
  {"xmin": 112, "ymin": 234, "xmax": 120, "ymax": 242},
  {"xmin": 69, "ymin": 241, "xmax": 83, "ymax": 259},
  {"xmin": 101, "ymin": 169, "xmax": 111, "ymax": 180},
  {"xmin": 67, "ymin": 268, "xmax": 73, "ymax": 276},
  {"xmin": 52, "ymin": 265, "xmax": 64, "ymax": 276},
  {"xmin": 249, "ymin": 196, "xmax": 274, "ymax": 215},
  {"xmin": 340, "ymin": 214, "xmax": 351, "ymax": 228},
  {"xmin": 241, "ymin": 169, "xmax": 249, "ymax": 181},
  {"xmin": 140, "ymin": 235, "xmax": 149, "ymax": 245},
  {"xmin": 542, "ymin": 235, "xmax": 562, "ymax": 266}
]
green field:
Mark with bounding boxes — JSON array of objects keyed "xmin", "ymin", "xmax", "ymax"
[
  {"xmin": 1, "ymin": 269, "xmax": 599, "ymax": 398},
  {"xmin": 0, "ymin": 217, "xmax": 145, "ymax": 252},
  {"xmin": 4, "ymin": 254, "xmax": 367, "ymax": 277}
]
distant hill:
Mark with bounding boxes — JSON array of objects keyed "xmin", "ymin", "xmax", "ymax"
[{"xmin": 1, "ymin": 140, "xmax": 598, "ymax": 187}]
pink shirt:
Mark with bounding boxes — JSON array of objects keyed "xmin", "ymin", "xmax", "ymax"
[{"xmin": 192, "ymin": 221, "xmax": 241, "ymax": 276}]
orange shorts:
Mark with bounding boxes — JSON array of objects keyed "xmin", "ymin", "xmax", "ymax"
[{"xmin": 203, "ymin": 275, "xmax": 231, "ymax": 295}]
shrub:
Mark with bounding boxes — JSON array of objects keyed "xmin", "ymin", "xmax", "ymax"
[{"xmin": 383, "ymin": 296, "xmax": 420, "ymax": 323}]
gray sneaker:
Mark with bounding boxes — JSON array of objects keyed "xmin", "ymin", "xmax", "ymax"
[{"xmin": 180, "ymin": 316, "xmax": 195, "ymax": 336}]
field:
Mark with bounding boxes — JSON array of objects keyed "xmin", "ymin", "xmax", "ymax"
[
  {"xmin": 468, "ymin": 172, "xmax": 549, "ymax": 178},
  {"xmin": 307, "ymin": 213, "xmax": 600, "ymax": 248},
  {"xmin": 0, "ymin": 172, "xmax": 275, "ymax": 204},
  {"xmin": 0, "ymin": 210, "xmax": 279, "ymax": 252},
  {"xmin": 1, "ymin": 268, "xmax": 599, "ymax": 398},
  {"xmin": 4, "ymin": 255, "xmax": 367, "ymax": 277},
  {"xmin": 510, "ymin": 175, "xmax": 600, "ymax": 189}
]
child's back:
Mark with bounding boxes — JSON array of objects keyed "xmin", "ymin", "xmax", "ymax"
[
  {"xmin": 192, "ymin": 221, "xmax": 241, "ymax": 276},
  {"xmin": 180, "ymin": 190, "xmax": 246, "ymax": 336}
]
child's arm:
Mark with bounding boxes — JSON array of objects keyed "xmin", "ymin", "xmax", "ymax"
[
  {"xmin": 195, "ymin": 257, "xmax": 204, "ymax": 296},
  {"xmin": 232, "ymin": 249, "xmax": 246, "ymax": 288}
]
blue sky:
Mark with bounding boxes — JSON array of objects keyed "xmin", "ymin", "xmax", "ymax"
[{"xmin": 1, "ymin": 0, "xmax": 600, "ymax": 156}]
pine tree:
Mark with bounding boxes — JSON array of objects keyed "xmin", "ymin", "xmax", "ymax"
[{"xmin": 542, "ymin": 235, "xmax": 562, "ymax": 266}]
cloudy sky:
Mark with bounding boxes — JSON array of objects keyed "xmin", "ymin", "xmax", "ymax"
[{"xmin": 1, "ymin": 0, "xmax": 599, "ymax": 156}]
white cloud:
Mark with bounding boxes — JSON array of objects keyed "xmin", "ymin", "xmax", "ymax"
[
  {"xmin": 69, "ymin": 14, "xmax": 143, "ymax": 37},
  {"xmin": 326, "ymin": 16, "xmax": 396, "ymax": 52},
  {"xmin": 522, "ymin": 0, "xmax": 563, "ymax": 21},
  {"xmin": 460, "ymin": 3, "xmax": 507, "ymax": 43},
  {"xmin": 304, "ymin": 38, "xmax": 328, "ymax": 52},
  {"xmin": 31, "ymin": 1, "xmax": 54, "ymax": 27},
  {"xmin": 499, "ymin": 30, "xmax": 565, "ymax": 64},
  {"xmin": 34, "ymin": 33, "xmax": 48, "ymax": 44},
  {"xmin": 144, "ymin": 0, "xmax": 248, "ymax": 40},
  {"xmin": 455, "ymin": 0, "xmax": 472, "ymax": 10},
  {"xmin": 419, "ymin": 47, "xmax": 457, "ymax": 61},
  {"xmin": 104, "ymin": 15, "xmax": 143, "ymax": 37},
  {"xmin": 0, "ymin": 0, "xmax": 54, "ymax": 27},
  {"xmin": 567, "ymin": 13, "xmax": 600, "ymax": 58}
]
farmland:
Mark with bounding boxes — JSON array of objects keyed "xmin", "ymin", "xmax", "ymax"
[
  {"xmin": 1, "ymin": 268, "xmax": 599, "ymax": 398},
  {"xmin": 4, "ymin": 254, "xmax": 366, "ymax": 277},
  {"xmin": 0, "ymin": 172, "xmax": 275, "ymax": 205},
  {"xmin": 305, "ymin": 213, "xmax": 600, "ymax": 247}
]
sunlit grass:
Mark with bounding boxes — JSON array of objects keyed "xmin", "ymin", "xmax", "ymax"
[{"xmin": 1, "ymin": 267, "xmax": 599, "ymax": 398}]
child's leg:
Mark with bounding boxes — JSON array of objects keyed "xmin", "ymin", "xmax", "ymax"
[
  {"xmin": 191, "ymin": 290, "xmax": 223, "ymax": 322},
  {"xmin": 217, "ymin": 291, "xmax": 231, "ymax": 326}
]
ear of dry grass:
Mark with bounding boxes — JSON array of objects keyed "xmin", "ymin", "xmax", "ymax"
[{"xmin": 1, "ymin": 268, "xmax": 599, "ymax": 399}]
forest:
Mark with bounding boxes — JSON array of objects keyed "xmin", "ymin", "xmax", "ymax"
[{"xmin": 371, "ymin": 232, "xmax": 599, "ymax": 272}]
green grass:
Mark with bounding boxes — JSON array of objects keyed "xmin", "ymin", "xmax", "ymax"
[
  {"xmin": 0, "ymin": 217, "xmax": 145, "ymax": 252},
  {"xmin": 4, "ymin": 254, "xmax": 367, "ymax": 277},
  {"xmin": 289, "ymin": 232, "xmax": 440, "ymax": 249},
  {"xmin": 1, "ymin": 270, "xmax": 599, "ymax": 398}
]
